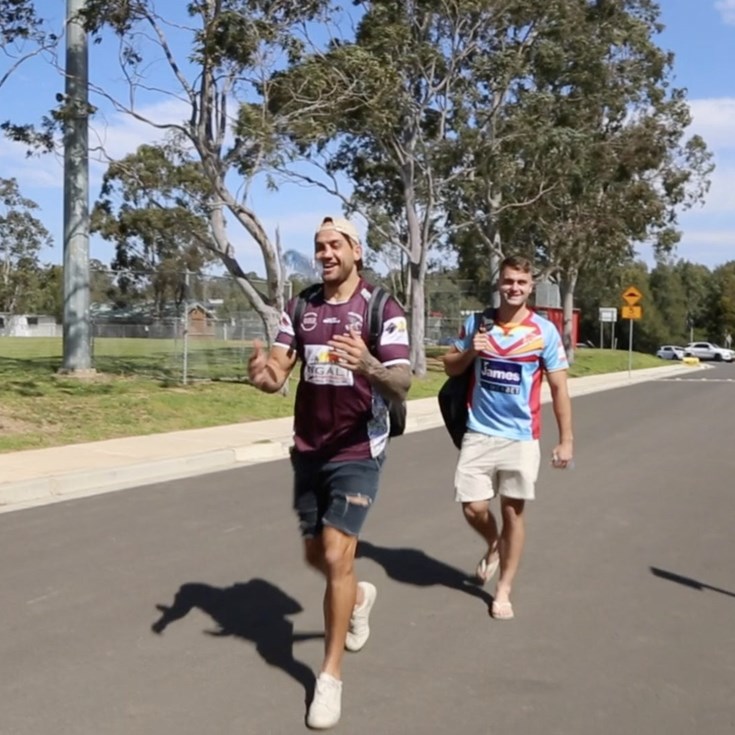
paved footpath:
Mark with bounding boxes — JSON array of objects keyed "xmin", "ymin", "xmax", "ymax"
[{"xmin": 0, "ymin": 363, "xmax": 703, "ymax": 513}]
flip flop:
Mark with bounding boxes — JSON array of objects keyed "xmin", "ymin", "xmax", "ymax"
[
  {"xmin": 475, "ymin": 553, "xmax": 500, "ymax": 585},
  {"xmin": 491, "ymin": 600, "xmax": 514, "ymax": 620}
]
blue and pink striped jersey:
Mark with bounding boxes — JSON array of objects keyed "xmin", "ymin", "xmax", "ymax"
[{"xmin": 454, "ymin": 311, "xmax": 568, "ymax": 441}]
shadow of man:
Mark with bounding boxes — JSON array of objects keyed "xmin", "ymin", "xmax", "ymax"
[
  {"xmin": 151, "ymin": 578, "xmax": 322, "ymax": 699},
  {"xmin": 356, "ymin": 540, "xmax": 492, "ymax": 606}
]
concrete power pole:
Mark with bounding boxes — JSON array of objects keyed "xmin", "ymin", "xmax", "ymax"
[{"xmin": 61, "ymin": 0, "xmax": 93, "ymax": 374}]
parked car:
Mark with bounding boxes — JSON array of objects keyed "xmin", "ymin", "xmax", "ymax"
[
  {"xmin": 656, "ymin": 345, "xmax": 685, "ymax": 360},
  {"xmin": 684, "ymin": 342, "xmax": 735, "ymax": 362}
]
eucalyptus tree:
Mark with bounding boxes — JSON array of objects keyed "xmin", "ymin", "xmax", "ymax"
[
  {"xmin": 1, "ymin": 0, "xmax": 38, "ymax": 42},
  {"xmin": 266, "ymin": 0, "xmax": 560, "ymax": 374},
  {"xmin": 674, "ymin": 259, "xmax": 711, "ymax": 340},
  {"xmin": 1, "ymin": 0, "xmax": 58, "ymax": 94},
  {"xmin": 0, "ymin": 176, "xmax": 52, "ymax": 314},
  {"xmin": 5, "ymin": 0, "xmax": 331, "ymax": 341},
  {"xmin": 706, "ymin": 261, "xmax": 735, "ymax": 343},
  {"xmin": 649, "ymin": 256, "xmax": 690, "ymax": 344},
  {"xmin": 91, "ymin": 143, "xmax": 215, "ymax": 315},
  {"xmin": 488, "ymin": 0, "xmax": 712, "ymax": 357}
]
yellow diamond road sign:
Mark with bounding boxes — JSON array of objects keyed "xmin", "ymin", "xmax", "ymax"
[{"xmin": 622, "ymin": 286, "xmax": 642, "ymax": 306}]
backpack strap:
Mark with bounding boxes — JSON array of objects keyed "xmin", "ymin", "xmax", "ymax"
[
  {"xmin": 366, "ymin": 285, "xmax": 391, "ymax": 353},
  {"xmin": 291, "ymin": 283, "xmax": 323, "ymax": 353}
]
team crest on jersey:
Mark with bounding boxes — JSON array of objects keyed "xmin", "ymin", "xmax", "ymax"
[
  {"xmin": 303, "ymin": 345, "xmax": 354, "ymax": 386},
  {"xmin": 346, "ymin": 311, "xmax": 364, "ymax": 332},
  {"xmin": 301, "ymin": 311, "xmax": 318, "ymax": 332},
  {"xmin": 479, "ymin": 358, "xmax": 522, "ymax": 394}
]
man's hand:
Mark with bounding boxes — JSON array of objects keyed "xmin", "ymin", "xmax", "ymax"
[
  {"xmin": 472, "ymin": 331, "xmax": 489, "ymax": 354},
  {"xmin": 248, "ymin": 339, "xmax": 269, "ymax": 389},
  {"xmin": 551, "ymin": 441, "xmax": 574, "ymax": 469},
  {"xmin": 328, "ymin": 328, "xmax": 372, "ymax": 374}
]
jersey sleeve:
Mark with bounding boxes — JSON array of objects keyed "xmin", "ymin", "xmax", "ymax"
[
  {"xmin": 453, "ymin": 313, "xmax": 477, "ymax": 352},
  {"xmin": 376, "ymin": 297, "xmax": 411, "ymax": 366},
  {"xmin": 273, "ymin": 297, "xmax": 298, "ymax": 350},
  {"xmin": 542, "ymin": 321, "xmax": 569, "ymax": 372}
]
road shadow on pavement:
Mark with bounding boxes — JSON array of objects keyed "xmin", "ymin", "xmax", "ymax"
[
  {"xmin": 151, "ymin": 578, "xmax": 321, "ymax": 699},
  {"xmin": 357, "ymin": 540, "xmax": 492, "ymax": 606},
  {"xmin": 650, "ymin": 567, "xmax": 735, "ymax": 598}
]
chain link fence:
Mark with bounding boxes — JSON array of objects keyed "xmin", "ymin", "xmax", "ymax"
[
  {"xmin": 2, "ymin": 269, "xmax": 485, "ymax": 381},
  {"xmin": 83, "ymin": 268, "xmax": 295, "ymax": 382}
]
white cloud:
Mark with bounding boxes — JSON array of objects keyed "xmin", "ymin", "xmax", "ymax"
[
  {"xmin": 685, "ymin": 162, "xmax": 735, "ymax": 215},
  {"xmin": 88, "ymin": 98, "xmax": 190, "ymax": 162},
  {"xmin": 715, "ymin": 0, "xmax": 735, "ymax": 25},
  {"xmin": 678, "ymin": 229, "xmax": 735, "ymax": 246},
  {"xmin": 687, "ymin": 98, "xmax": 735, "ymax": 150},
  {"xmin": 0, "ymin": 137, "xmax": 64, "ymax": 190},
  {"xmin": 0, "ymin": 97, "xmax": 187, "ymax": 195}
]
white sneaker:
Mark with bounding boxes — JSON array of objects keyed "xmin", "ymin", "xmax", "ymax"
[
  {"xmin": 345, "ymin": 581, "xmax": 377, "ymax": 652},
  {"xmin": 306, "ymin": 672, "xmax": 342, "ymax": 730}
]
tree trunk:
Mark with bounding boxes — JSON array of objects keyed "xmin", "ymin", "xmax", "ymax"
[
  {"xmin": 409, "ymin": 259, "xmax": 426, "ymax": 376},
  {"xmin": 559, "ymin": 267, "xmax": 578, "ymax": 364},
  {"xmin": 404, "ymin": 191, "xmax": 427, "ymax": 376}
]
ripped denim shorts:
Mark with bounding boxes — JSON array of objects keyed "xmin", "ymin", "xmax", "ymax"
[{"xmin": 290, "ymin": 451, "xmax": 386, "ymax": 538}]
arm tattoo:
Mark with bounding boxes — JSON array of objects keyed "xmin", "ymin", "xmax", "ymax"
[{"xmin": 362, "ymin": 354, "xmax": 411, "ymax": 403}]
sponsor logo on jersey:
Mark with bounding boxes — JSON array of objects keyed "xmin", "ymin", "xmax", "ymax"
[
  {"xmin": 304, "ymin": 346, "xmax": 354, "ymax": 386},
  {"xmin": 479, "ymin": 358, "xmax": 522, "ymax": 394},
  {"xmin": 381, "ymin": 316, "xmax": 409, "ymax": 346}
]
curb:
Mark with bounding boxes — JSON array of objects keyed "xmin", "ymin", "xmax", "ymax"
[{"xmin": 0, "ymin": 362, "xmax": 708, "ymax": 514}]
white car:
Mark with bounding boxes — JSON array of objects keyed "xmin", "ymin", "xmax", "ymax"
[
  {"xmin": 684, "ymin": 342, "xmax": 734, "ymax": 362},
  {"xmin": 656, "ymin": 345, "xmax": 685, "ymax": 360}
]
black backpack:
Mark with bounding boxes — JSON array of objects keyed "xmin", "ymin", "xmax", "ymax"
[
  {"xmin": 437, "ymin": 310, "xmax": 492, "ymax": 449},
  {"xmin": 292, "ymin": 284, "xmax": 407, "ymax": 438}
]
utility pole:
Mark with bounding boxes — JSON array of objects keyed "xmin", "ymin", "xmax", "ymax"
[{"xmin": 61, "ymin": 0, "xmax": 94, "ymax": 374}]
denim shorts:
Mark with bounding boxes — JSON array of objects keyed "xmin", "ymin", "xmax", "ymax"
[{"xmin": 290, "ymin": 451, "xmax": 385, "ymax": 538}]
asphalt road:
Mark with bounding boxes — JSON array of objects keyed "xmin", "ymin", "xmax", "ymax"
[{"xmin": 2, "ymin": 364, "xmax": 734, "ymax": 735}]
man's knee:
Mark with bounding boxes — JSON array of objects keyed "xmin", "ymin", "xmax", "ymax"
[
  {"xmin": 501, "ymin": 497, "xmax": 525, "ymax": 522},
  {"xmin": 321, "ymin": 529, "xmax": 357, "ymax": 575},
  {"xmin": 303, "ymin": 538, "xmax": 324, "ymax": 570},
  {"xmin": 462, "ymin": 500, "xmax": 489, "ymax": 522}
]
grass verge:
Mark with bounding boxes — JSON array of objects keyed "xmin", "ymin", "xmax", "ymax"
[{"xmin": 0, "ymin": 338, "xmax": 668, "ymax": 454}]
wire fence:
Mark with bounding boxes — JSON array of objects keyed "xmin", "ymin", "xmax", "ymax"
[{"xmin": 0, "ymin": 269, "xmax": 483, "ymax": 382}]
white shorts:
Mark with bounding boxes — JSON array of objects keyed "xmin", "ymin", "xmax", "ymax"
[{"xmin": 454, "ymin": 431, "xmax": 541, "ymax": 502}]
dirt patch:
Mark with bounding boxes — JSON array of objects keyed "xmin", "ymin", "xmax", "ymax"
[{"xmin": 0, "ymin": 413, "xmax": 39, "ymax": 435}]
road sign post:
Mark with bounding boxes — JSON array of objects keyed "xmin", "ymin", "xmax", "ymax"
[
  {"xmin": 628, "ymin": 318, "xmax": 634, "ymax": 377},
  {"xmin": 598, "ymin": 307, "xmax": 617, "ymax": 349},
  {"xmin": 621, "ymin": 287, "xmax": 643, "ymax": 377}
]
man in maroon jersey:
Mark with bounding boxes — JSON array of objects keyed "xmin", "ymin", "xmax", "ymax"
[{"xmin": 248, "ymin": 216, "xmax": 411, "ymax": 729}]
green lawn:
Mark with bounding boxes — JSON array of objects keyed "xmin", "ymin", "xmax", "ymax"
[{"xmin": 0, "ymin": 337, "xmax": 666, "ymax": 454}]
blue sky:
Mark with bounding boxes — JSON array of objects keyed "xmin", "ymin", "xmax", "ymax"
[{"xmin": 0, "ymin": 1, "xmax": 734, "ymax": 275}]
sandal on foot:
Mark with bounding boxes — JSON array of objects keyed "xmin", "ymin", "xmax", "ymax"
[
  {"xmin": 475, "ymin": 553, "xmax": 500, "ymax": 585},
  {"xmin": 491, "ymin": 600, "xmax": 514, "ymax": 620}
]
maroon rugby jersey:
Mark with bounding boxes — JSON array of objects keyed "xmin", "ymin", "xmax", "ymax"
[{"xmin": 274, "ymin": 280, "xmax": 410, "ymax": 461}]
